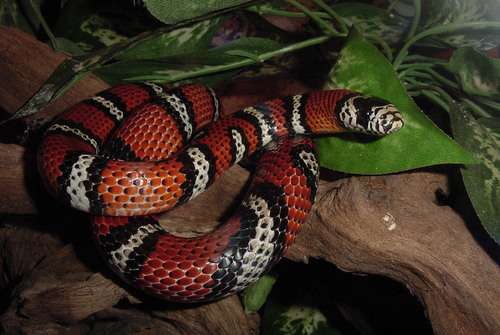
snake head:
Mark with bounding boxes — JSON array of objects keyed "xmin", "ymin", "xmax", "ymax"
[{"xmin": 337, "ymin": 94, "xmax": 404, "ymax": 136}]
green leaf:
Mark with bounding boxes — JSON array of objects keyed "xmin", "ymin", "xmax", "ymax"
[
  {"xmin": 263, "ymin": 299, "xmax": 341, "ymax": 335},
  {"xmin": 212, "ymin": 37, "xmax": 283, "ymax": 60},
  {"xmin": 317, "ymin": 30, "xmax": 476, "ymax": 174},
  {"xmin": 241, "ymin": 274, "xmax": 278, "ymax": 313},
  {"xmin": 143, "ymin": 0, "xmax": 251, "ymax": 24},
  {"xmin": 224, "ymin": 49, "xmax": 261, "ymax": 61},
  {"xmin": 95, "ymin": 37, "xmax": 282, "ymax": 84},
  {"xmin": 54, "ymin": 1, "xmax": 109, "ymax": 52},
  {"xmin": 448, "ymin": 47, "xmax": 500, "ymax": 99},
  {"xmin": 419, "ymin": 0, "xmax": 500, "ymax": 50},
  {"xmin": 55, "ymin": 37, "xmax": 86, "ymax": 56},
  {"xmin": 117, "ymin": 18, "xmax": 223, "ymax": 61},
  {"xmin": 4, "ymin": 10, "xmax": 236, "ymax": 123},
  {"xmin": 94, "ymin": 58, "xmax": 232, "ymax": 85},
  {"xmin": 249, "ymin": 2, "xmax": 409, "ymax": 46},
  {"xmin": 59, "ymin": 13, "xmax": 128, "ymax": 52},
  {"xmin": 1, "ymin": 57, "xmax": 83, "ymax": 123},
  {"xmin": 332, "ymin": 2, "xmax": 410, "ymax": 46},
  {"xmin": 54, "ymin": 0, "xmax": 160, "ymax": 53},
  {"xmin": 449, "ymin": 105, "xmax": 500, "ymax": 243}
]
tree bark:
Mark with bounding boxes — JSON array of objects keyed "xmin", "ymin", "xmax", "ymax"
[{"xmin": 0, "ymin": 26, "xmax": 499, "ymax": 335}]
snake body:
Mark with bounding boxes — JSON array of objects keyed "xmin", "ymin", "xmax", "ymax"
[{"xmin": 38, "ymin": 82, "xmax": 403, "ymax": 302}]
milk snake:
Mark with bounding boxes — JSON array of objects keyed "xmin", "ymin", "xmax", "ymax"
[{"xmin": 37, "ymin": 82, "xmax": 403, "ymax": 302}]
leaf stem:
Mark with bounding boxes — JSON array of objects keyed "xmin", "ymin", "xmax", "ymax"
[
  {"xmin": 406, "ymin": 67, "xmax": 459, "ymax": 89},
  {"xmin": 387, "ymin": 0, "xmax": 401, "ymax": 13},
  {"xmin": 311, "ymin": 0, "xmax": 348, "ymax": 34},
  {"xmin": 126, "ymin": 35, "xmax": 332, "ymax": 82},
  {"xmin": 406, "ymin": 0, "xmax": 421, "ymax": 41},
  {"xmin": 400, "ymin": 69, "xmax": 434, "ymax": 82},
  {"xmin": 425, "ymin": 68, "xmax": 459, "ymax": 88},
  {"xmin": 6, "ymin": 0, "xmax": 265, "ymax": 123},
  {"xmin": 405, "ymin": 70, "xmax": 495, "ymax": 118},
  {"xmin": 473, "ymin": 96, "xmax": 500, "ymax": 113},
  {"xmin": 284, "ymin": 0, "xmax": 339, "ymax": 36},
  {"xmin": 405, "ymin": 78, "xmax": 456, "ymax": 107},
  {"xmin": 421, "ymin": 90, "xmax": 450, "ymax": 112},
  {"xmin": 461, "ymin": 98, "xmax": 492, "ymax": 118},
  {"xmin": 248, "ymin": 5, "xmax": 332, "ymax": 19},
  {"xmin": 393, "ymin": 21, "xmax": 500, "ymax": 69},
  {"xmin": 398, "ymin": 62, "xmax": 437, "ymax": 70},
  {"xmin": 29, "ymin": 0, "xmax": 59, "ymax": 50},
  {"xmin": 400, "ymin": 54, "xmax": 447, "ymax": 65}
]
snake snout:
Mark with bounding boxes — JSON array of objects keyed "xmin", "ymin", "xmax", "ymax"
[{"xmin": 370, "ymin": 102, "xmax": 404, "ymax": 135}]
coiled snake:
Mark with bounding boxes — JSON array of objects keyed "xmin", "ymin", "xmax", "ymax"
[{"xmin": 38, "ymin": 83, "xmax": 403, "ymax": 302}]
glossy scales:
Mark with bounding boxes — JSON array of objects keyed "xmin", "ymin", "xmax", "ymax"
[{"xmin": 38, "ymin": 83, "xmax": 404, "ymax": 302}]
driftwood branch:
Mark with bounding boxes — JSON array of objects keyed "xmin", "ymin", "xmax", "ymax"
[{"xmin": 0, "ymin": 26, "xmax": 499, "ymax": 334}]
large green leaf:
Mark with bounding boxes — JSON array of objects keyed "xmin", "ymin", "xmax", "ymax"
[
  {"xmin": 143, "ymin": 0, "xmax": 252, "ymax": 24},
  {"xmin": 449, "ymin": 105, "xmax": 500, "ymax": 243},
  {"xmin": 448, "ymin": 47, "xmax": 500, "ymax": 99},
  {"xmin": 317, "ymin": 31, "xmax": 476, "ymax": 174}
]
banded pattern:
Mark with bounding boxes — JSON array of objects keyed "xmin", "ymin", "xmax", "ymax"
[
  {"xmin": 92, "ymin": 138, "xmax": 317, "ymax": 301},
  {"xmin": 38, "ymin": 83, "xmax": 404, "ymax": 302}
]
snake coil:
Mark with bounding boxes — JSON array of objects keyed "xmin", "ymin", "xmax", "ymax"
[{"xmin": 38, "ymin": 83, "xmax": 403, "ymax": 302}]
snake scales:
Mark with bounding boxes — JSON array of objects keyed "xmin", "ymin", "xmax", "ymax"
[{"xmin": 37, "ymin": 82, "xmax": 403, "ymax": 302}]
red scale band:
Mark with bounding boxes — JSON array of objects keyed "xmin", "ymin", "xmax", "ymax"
[{"xmin": 38, "ymin": 83, "xmax": 402, "ymax": 302}]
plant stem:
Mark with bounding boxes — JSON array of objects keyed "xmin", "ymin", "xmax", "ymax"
[
  {"xmin": 405, "ymin": 72, "xmax": 494, "ymax": 118},
  {"xmin": 406, "ymin": 0, "xmax": 421, "ymax": 41},
  {"xmin": 285, "ymin": 0, "xmax": 339, "ymax": 36},
  {"xmin": 425, "ymin": 68, "xmax": 459, "ymax": 88},
  {"xmin": 311, "ymin": 0, "xmax": 348, "ymax": 34},
  {"xmin": 387, "ymin": 0, "xmax": 401, "ymax": 13},
  {"xmin": 393, "ymin": 21, "xmax": 500, "ymax": 69},
  {"xmin": 400, "ymin": 69, "xmax": 434, "ymax": 81},
  {"xmin": 462, "ymin": 98, "xmax": 492, "ymax": 118},
  {"xmin": 248, "ymin": 5, "xmax": 332, "ymax": 19},
  {"xmin": 473, "ymin": 96, "xmax": 500, "ymax": 113},
  {"xmin": 5, "ymin": 0, "xmax": 265, "ymax": 123},
  {"xmin": 405, "ymin": 78, "xmax": 456, "ymax": 106},
  {"xmin": 405, "ymin": 66, "xmax": 459, "ymax": 89},
  {"xmin": 29, "ymin": 0, "xmax": 59, "ymax": 50},
  {"xmin": 400, "ymin": 55, "xmax": 447, "ymax": 65},
  {"xmin": 421, "ymin": 90, "xmax": 450, "ymax": 112},
  {"xmin": 398, "ymin": 62, "xmax": 437, "ymax": 70},
  {"xmin": 126, "ymin": 35, "xmax": 332, "ymax": 83},
  {"xmin": 406, "ymin": 81, "xmax": 453, "ymax": 113}
]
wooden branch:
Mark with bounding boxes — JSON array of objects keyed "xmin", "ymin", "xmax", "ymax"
[
  {"xmin": 0, "ymin": 224, "xmax": 259, "ymax": 334},
  {"xmin": 1, "ymin": 26, "xmax": 499, "ymax": 335}
]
